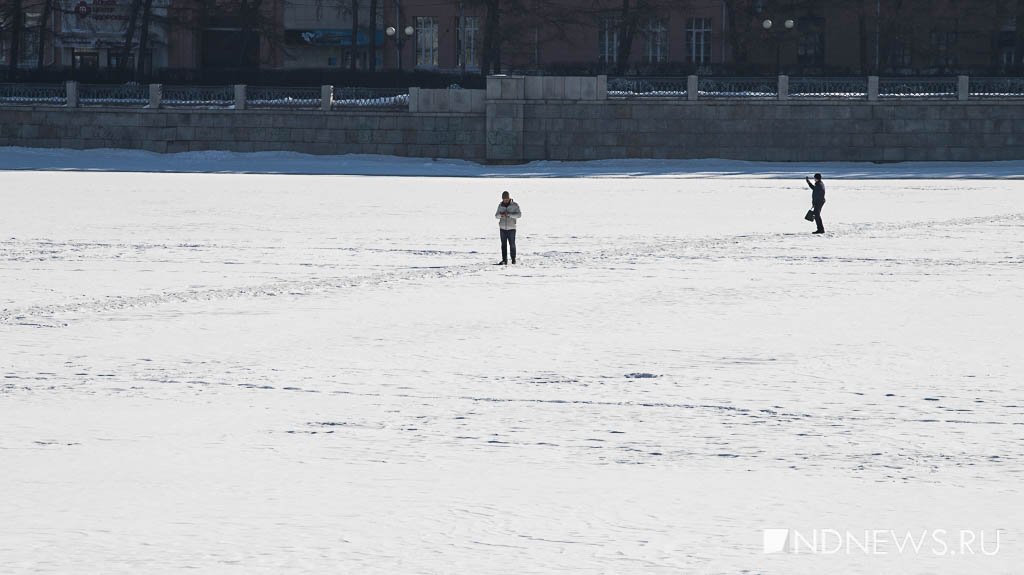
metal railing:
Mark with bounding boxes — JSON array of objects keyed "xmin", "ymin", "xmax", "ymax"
[
  {"xmin": 879, "ymin": 77, "xmax": 958, "ymax": 99},
  {"xmin": 80, "ymin": 83, "xmax": 148, "ymax": 107},
  {"xmin": 969, "ymin": 77, "xmax": 1024, "ymax": 99},
  {"xmin": 6, "ymin": 78, "xmax": 1024, "ymax": 109},
  {"xmin": 247, "ymin": 86, "xmax": 322, "ymax": 109},
  {"xmin": 332, "ymin": 87, "xmax": 408, "ymax": 108},
  {"xmin": 0, "ymin": 83, "xmax": 67, "ymax": 105},
  {"xmin": 698, "ymin": 77, "xmax": 778, "ymax": 99},
  {"xmin": 162, "ymin": 85, "xmax": 234, "ymax": 107},
  {"xmin": 607, "ymin": 77, "xmax": 688, "ymax": 98},
  {"xmin": 789, "ymin": 77, "xmax": 868, "ymax": 99}
]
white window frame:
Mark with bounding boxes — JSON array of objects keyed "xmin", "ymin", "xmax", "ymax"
[
  {"xmin": 458, "ymin": 16, "xmax": 479, "ymax": 70},
  {"xmin": 416, "ymin": 16, "xmax": 439, "ymax": 68},
  {"xmin": 686, "ymin": 17, "xmax": 712, "ymax": 64},
  {"xmin": 599, "ymin": 17, "xmax": 620, "ymax": 64},
  {"xmin": 644, "ymin": 18, "xmax": 668, "ymax": 63},
  {"xmin": 1001, "ymin": 46, "xmax": 1015, "ymax": 68}
]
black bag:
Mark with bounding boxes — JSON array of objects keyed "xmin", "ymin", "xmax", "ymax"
[{"xmin": 804, "ymin": 209, "xmax": 816, "ymax": 222}]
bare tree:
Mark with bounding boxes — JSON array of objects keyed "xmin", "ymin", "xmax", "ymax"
[
  {"xmin": 121, "ymin": 0, "xmax": 143, "ymax": 72},
  {"xmin": 3, "ymin": 0, "xmax": 24, "ymax": 77},
  {"xmin": 470, "ymin": 0, "xmax": 584, "ymax": 74},
  {"xmin": 34, "ymin": 0, "xmax": 54, "ymax": 70},
  {"xmin": 368, "ymin": 0, "xmax": 377, "ymax": 70},
  {"xmin": 135, "ymin": 0, "xmax": 155, "ymax": 79},
  {"xmin": 350, "ymin": 0, "xmax": 358, "ymax": 69},
  {"xmin": 611, "ymin": 0, "xmax": 678, "ymax": 74},
  {"xmin": 479, "ymin": 0, "xmax": 500, "ymax": 73}
]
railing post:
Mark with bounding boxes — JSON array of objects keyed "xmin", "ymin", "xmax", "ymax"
[
  {"xmin": 234, "ymin": 84, "xmax": 246, "ymax": 110},
  {"xmin": 778, "ymin": 75, "xmax": 789, "ymax": 101},
  {"xmin": 65, "ymin": 80, "xmax": 78, "ymax": 108},
  {"xmin": 148, "ymin": 84, "xmax": 162, "ymax": 108},
  {"xmin": 408, "ymin": 87, "xmax": 420, "ymax": 112},
  {"xmin": 868, "ymin": 76, "xmax": 879, "ymax": 101},
  {"xmin": 687, "ymin": 75, "xmax": 698, "ymax": 101},
  {"xmin": 321, "ymin": 85, "xmax": 333, "ymax": 111},
  {"xmin": 958, "ymin": 75, "xmax": 969, "ymax": 101},
  {"xmin": 596, "ymin": 75, "xmax": 608, "ymax": 100}
]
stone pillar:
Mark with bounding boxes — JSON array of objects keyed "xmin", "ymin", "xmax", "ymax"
[
  {"xmin": 868, "ymin": 76, "xmax": 879, "ymax": 102},
  {"xmin": 687, "ymin": 75, "xmax": 698, "ymax": 101},
  {"xmin": 321, "ymin": 85, "xmax": 333, "ymax": 111},
  {"xmin": 148, "ymin": 84, "xmax": 162, "ymax": 108},
  {"xmin": 408, "ymin": 87, "xmax": 420, "ymax": 112},
  {"xmin": 65, "ymin": 81, "xmax": 78, "ymax": 108},
  {"xmin": 596, "ymin": 75, "xmax": 608, "ymax": 100},
  {"xmin": 778, "ymin": 75, "xmax": 789, "ymax": 101},
  {"xmin": 234, "ymin": 84, "xmax": 246, "ymax": 110},
  {"xmin": 486, "ymin": 75, "xmax": 525, "ymax": 163},
  {"xmin": 958, "ymin": 75, "xmax": 969, "ymax": 101}
]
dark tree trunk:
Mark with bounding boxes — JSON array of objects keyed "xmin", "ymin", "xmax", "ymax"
[
  {"xmin": 238, "ymin": 0, "xmax": 262, "ymax": 68},
  {"xmin": 723, "ymin": 0, "xmax": 746, "ymax": 70},
  {"xmin": 615, "ymin": 0, "xmax": 634, "ymax": 75},
  {"xmin": 1017, "ymin": 0, "xmax": 1024, "ymax": 70},
  {"xmin": 121, "ymin": 0, "xmax": 143, "ymax": 72},
  {"xmin": 368, "ymin": 0, "xmax": 378, "ymax": 71},
  {"xmin": 36, "ymin": 0, "xmax": 53, "ymax": 70},
  {"xmin": 350, "ymin": 0, "xmax": 359, "ymax": 70},
  {"xmin": 481, "ymin": 0, "xmax": 500, "ymax": 74},
  {"xmin": 135, "ymin": 0, "xmax": 154, "ymax": 81},
  {"xmin": 858, "ymin": 11, "xmax": 868, "ymax": 74},
  {"xmin": 8, "ymin": 0, "xmax": 23, "ymax": 77}
]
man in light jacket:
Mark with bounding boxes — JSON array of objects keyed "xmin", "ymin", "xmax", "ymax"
[{"xmin": 495, "ymin": 191, "xmax": 522, "ymax": 265}]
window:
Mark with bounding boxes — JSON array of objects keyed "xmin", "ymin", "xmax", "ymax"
[
  {"xmin": 798, "ymin": 30, "xmax": 823, "ymax": 66},
  {"xmin": 73, "ymin": 50, "xmax": 99, "ymax": 70},
  {"xmin": 644, "ymin": 19, "xmax": 668, "ymax": 63},
  {"xmin": 998, "ymin": 28, "xmax": 1015, "ymax": 70},
  {"xmin": 108, "ymin": 52, "xmax": 135, "ymax": 70},
  {"xmin": 20, "ymin": 28, "xmax": 39, "ymax": 65},
  {"xmin": 1001, "ymin": 47, "xmax": 1015, "ymax": 68},
  {"xmin": 416, "ymin": 16, "xmax": 438, "ymax": 67},
  {"xmin": 931, "ymin": 29, "xmax": 957, "ymax": 68},
  {"xmin": 457, "ymin": 16, "xmax": 479, "ymax": 69},
  {"xmin": 0, "ymin": 35, "xmax": 7, "ymax": 65},
  {"xmin": 889, "ymin": 38, "xmax": 912, "ymax": 68},
  {"xmin": 686, "ymin": 18, "xmax": 712, "ymax": 64},
  {"xmin": 599, "ymin": 17, "xmax": 620, "ymax": 64}
]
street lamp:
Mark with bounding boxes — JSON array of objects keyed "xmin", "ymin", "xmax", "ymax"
[
  {"xmin": 385, "ymin": 25, "xmax": 415, "ymax": 70},
  {"xmin": 762, "ymin": 18, "xmax": 796, "ymax": 75}
]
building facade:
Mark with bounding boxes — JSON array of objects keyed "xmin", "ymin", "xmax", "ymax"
[{"xmin": 2, "ymin": 0, "xmax": 1023, "ymax": 76}]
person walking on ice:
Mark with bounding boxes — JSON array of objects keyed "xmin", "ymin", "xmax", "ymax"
[
  {"xmin": 806, "ymin": 173, "xmax": 826, "ymax": 234},
  {"xmin": 495, "ymin": 191, "xmax": 522, "ymax": 265}
]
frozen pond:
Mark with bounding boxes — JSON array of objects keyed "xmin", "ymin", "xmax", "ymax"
[{"xmin": 1, "ymin": 152, "xmax": 1022, "ymax": 574}]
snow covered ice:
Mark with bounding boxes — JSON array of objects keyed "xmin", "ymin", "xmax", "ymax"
[{"xmin": 1, "ymin": 149, "xmax": 1022, "ymax": 574}]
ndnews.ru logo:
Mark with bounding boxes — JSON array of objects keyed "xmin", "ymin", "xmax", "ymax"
[{"xmin": 763, "ymin": 528, "xmax": 1002, "ymax": 556}]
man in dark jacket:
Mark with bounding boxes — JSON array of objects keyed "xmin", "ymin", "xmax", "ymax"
[
  {"xmin": 495, "ymin": 191, "xmax": 521, "ymax": 264},
  {"xmin": 806, "ymin": 173, "xmax": 826, "ymax": 234}
]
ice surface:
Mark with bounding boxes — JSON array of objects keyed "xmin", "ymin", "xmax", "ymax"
[{"xmin": 1, "ymin": 149, "xmax": 1022, "ymax": 574}]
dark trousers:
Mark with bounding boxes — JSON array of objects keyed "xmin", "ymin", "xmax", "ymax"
[
  {"xmin": 813, "ymin": 201, "xmax": 826, "ymax": 232},
  {"xmin": 500, "ymin": 228, "xmax": 517, "ymax": 262}
]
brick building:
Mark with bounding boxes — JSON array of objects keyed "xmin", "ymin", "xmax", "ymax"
[
  {"xmin": 2, "ymin": 0, "xmax": 1023, "ymax": 76},
  {"xmin": 383, "ymin": 0, "xmax": 1024, "ymax": 75}
]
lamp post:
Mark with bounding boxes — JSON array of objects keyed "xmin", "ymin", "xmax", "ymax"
[
  {"xmin": 762, "ymin": 18, "xmax": 795, "ymax": 76},
  {"xmin": 385, "ymin": 24, "xmax": 415, "ymax": 70}
]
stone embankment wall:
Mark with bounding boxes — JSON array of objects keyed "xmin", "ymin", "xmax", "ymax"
[{"xmin": 2, "ymin": 77, "xmax": 1022, "ymax": 163}]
